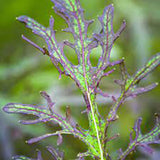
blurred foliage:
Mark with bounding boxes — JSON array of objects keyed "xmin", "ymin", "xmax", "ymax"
[{"xmin": 0, "ymin": 0, "xmax": 159, "ymax": 159}]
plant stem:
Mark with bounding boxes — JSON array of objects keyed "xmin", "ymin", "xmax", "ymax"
[
  {"xmin": 82, "ymin": 63, "xmax": 104, "ymax": 159},
  {"xmin": 107, "ymin": 92, "xmax": 125, "ymax": 121},
  {"xmin": 87, "ymin": 93, "xmax": 104, "ymax": 160}
]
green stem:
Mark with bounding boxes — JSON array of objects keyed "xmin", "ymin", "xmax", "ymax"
[
  {"xmin": 107, "ymin": 92, "xmax": 125, "ymax": 121},
  {"xmin": 87, "ymin": 93, "xmax": 104, "ymax": 160}
]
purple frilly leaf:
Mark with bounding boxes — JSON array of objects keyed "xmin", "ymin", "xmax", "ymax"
[
  {"xmin": 17, "ymin": 16, "xmax": 56, "ymax": 53},
  {"xmin": 119, "ymin": 114, "xmax": 160, "ymax": 159},
  {"xmin": 96, "ymin": 4, "xmax": 115, "ymax": 65},
  {"xmin": 3, "ymin": 92, "xmax": 66, "ymax": 128},
  {"xmin": 131, "ymin": 52, "xmax": 160, "ymax": 85},
  {"xmin": 17, "ymin": 15, "xmax": 72, "ymax": 77},
  {"xmin": 114, "ymin": 53, "xmax": 159, "ymax": 96},
  {"xmin": 51, "ymin": 0, "xmax": 96, "ymax": 64},
  {"xmin": 123, "ymin": 53, "xmax": 160, "ymax": 98},
  {"xmin": 94, "ymin": 4, "xmax": 126, "ymax": 69},
  {"xmin": 3, "ymin": 92, "xmax": 86, "ymax": 146},
  {"xmin": 11, "ymin": 0, "xmax": 159, "ymax": 159},
  {"xmin": 16, "ymin": 0, "xmax": 127, "ymax": 104},
  {"xmin": 3, "ymin": 102, "xmax": 61, "ymax": 125},
  {"xmin": 109, "ymin": 53, "xmax": 160, "ymax": 122},
  {"xmin": 126, "ymin": 83, "xmax": 158, "ymax": 98}
]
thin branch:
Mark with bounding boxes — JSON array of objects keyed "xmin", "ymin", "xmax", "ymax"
[{"xmin": 22, "ymin": 35, "xmax": 45, "ymax": 54}]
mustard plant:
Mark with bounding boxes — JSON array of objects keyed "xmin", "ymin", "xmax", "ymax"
[{"xmin": 3, "ymin": 0, "xmax": 160, "ymax": 159}]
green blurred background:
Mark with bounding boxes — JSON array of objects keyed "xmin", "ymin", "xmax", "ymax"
[{"xmin": 0, "ymin": 0, "xmax": 160, "ymax": 159}]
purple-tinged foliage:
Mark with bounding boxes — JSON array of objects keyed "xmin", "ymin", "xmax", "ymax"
[
  {"xmin": 3, "ymin": 91, "xmax": 86, "ymax": 145},
  {"xmin": 15, "ymin": 1, "xmax": 126, "ymax": 158},
  {"xmin": 94, "ymin": 4, "xmax": 126, "ymax": 69},
  {"xmin": 17, "ymin": 0, "xmax": 125, "ymax": 106},
  {"xmin": 119, "ymin": 114, "xmax": 160, "ymax": 160},
  {"xmin": 3, "ymin": 92, "xmax": 107, "ymax": 159},
  {"xmin": 12, "ymin": 147, "xmax": 63, "ymax": 160},
  {"xmin": 3, "ymin": 0, "xmax": 160, "ymax": 159},
  {"xmin": 107, "ymin": 53, "xmax": 160, "ymax": 121}
]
